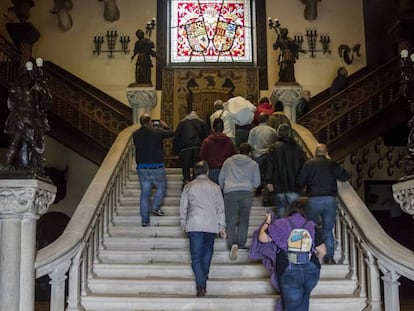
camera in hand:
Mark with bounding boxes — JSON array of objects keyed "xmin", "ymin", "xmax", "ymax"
[{"xmin": 152, "ymin": 120, "xmax": 160, "ymax": 127}]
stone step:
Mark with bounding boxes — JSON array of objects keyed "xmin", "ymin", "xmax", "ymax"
[
  {"xmin": 93, "ymin": 262, "xmax": 349, "ymax": 280},
  {"xmin": 85, "ymin": 277, "xmax": 357, "ymax": 296},
  {"xmin": 107, "ymin": 225, "xmax": 263, "ymax": 238},
  {"xmin": 111, "ymin": 214, "xmax": 269, "ymax": 227},
  {"xmin": 98, "ymin": 248, "xmax": 254, "ymax": 264},
  {"xmin": 80, "ymin": 294, "xmax": 366, "ymax": 311}
]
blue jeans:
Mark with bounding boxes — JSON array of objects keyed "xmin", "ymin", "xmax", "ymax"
[
  {"xmin": 188, "ymin": 231, "xmax": 216, "ymax": 289},
  {"xmin": 280, "ymin": 262, "xmax": 320, "ymax": 311},
  {"xmin": 223, "ymin": 191, "xmax": 253, "ymax": 248},
  {"xmin": 208, "ymin": 168, "xmax": 220, "ymax": 185},
  {"xmin": 306, "ymin": 196, "xmax": 337, "ymax": 259},
  {"xmin": 137, "ymin": 167, "xmax": 167, "ymax": 224},
  {"xmin": 275, "ymin": 192, "xmax": 300, "ymax": 218}
]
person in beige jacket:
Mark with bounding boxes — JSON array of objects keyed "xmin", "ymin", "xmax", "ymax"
[{"xmin": 180, "ymin": 161, "xmax": 226, "ymax": 297}]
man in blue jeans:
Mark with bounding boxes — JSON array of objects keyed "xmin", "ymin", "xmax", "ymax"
[
  {"xmin": 132, "ymin": 114, "xmax": 174, "ymax": 226},
  {"xmin": 180, "ymin": 161, "xmax": 226, "ymax": 297},
  {"xmin": 297, "ymin": 143, "xmax": 348, "ymax": 264}
]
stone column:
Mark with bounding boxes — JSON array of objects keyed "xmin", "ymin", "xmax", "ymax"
[
  {"xmin": 126, "ymin": 86, "xmax": 157, "ymax": 124},
  {"xmin": 0, "ymin": 179, "xmax": 56, "ymax": 311},
  {"xmin": 270, "ymin": 83, "xmax": 302, "ymax": 122}
]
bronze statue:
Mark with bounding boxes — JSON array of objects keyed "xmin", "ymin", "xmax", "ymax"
[
  {"xmin": 130, "ymin": 29, "xmax": 158, "ymax": 85},
  {"xmin": 273, "ymin": 27, "xmax": 299, "ymax": 83},
  {"xmin": 2, "ymin": 60, "xmax": 52, "ymax": 176}
]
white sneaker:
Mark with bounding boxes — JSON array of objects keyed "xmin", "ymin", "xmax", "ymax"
[{"xmin": 229, "ymin": 244, "xmax": 238, "ymax": 260}]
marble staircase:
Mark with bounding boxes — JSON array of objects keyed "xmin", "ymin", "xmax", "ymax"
[{"xmin": 80, "ymin": 168, "xmax": 366, "ymax": 311}]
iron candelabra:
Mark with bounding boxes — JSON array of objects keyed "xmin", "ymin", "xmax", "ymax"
[{"xmin": 93, "ymin": 30, "xmax": 131, "ymax": 58}]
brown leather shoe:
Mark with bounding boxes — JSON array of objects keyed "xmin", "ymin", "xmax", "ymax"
[
  {"xmin": 196, "ymin": 287, "xmax": 206, "ymax": 297},
  {"xmin": 324, "ymin": 258, "xmax": 336, "ymax": 265}
]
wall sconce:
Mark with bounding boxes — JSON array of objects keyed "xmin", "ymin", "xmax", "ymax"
[
  {"xmin": 146, "ymin": 18, "xmax": 156, "ymax": 39},
  {"xmin": 294, "ymin": 29, "xmax": 331, "ymax": 57},
  {"xmin": 93, "ymin": 30, "xmax": 130, "ymax": 58}
]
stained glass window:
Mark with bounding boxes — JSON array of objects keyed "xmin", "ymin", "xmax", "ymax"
[{"xmin": 169, "ymin": 0, "xmax": 253, "ymax": 64}]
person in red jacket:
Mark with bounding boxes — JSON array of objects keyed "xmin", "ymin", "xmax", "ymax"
[
  {"xmin": 199, "ymin": 118, "xmax": 236, "ymax": 184},
  {"xmin": 253, "ymin": 97, "xmax": 275, "ymax": 126}
]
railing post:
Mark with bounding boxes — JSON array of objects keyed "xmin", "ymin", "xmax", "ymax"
[
  {"xmin": 379, "ymin": 265, "xmax": 401, "ymax": 311},
  {"xmin": 49, "ymin": 260, "xmax": 71, "ymax": 311},
  {"xmin": 66, "ymin": 250, "xmax": 85, "ymax": 311},
  {"xmin": 364, "ymin": 251, "xmax": 382, "ymax": 311}
]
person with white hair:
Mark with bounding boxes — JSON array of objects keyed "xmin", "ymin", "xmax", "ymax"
[{"xmin": 209, "ymin": 99, "xmax": 236, "ymax": 144}]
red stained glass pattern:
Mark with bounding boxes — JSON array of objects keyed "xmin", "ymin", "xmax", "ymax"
[{"xmin": 170, "ymin": 0, "xmax": 252, "ymax": 63}]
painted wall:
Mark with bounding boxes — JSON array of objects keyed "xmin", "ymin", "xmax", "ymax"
[
  {"xmin": 0, "ymin": 0, "xmax": 366, "ymax": 115},
  {"xmin": 43, "ymin": 137, "xmax": 98, "ymax": 217}
]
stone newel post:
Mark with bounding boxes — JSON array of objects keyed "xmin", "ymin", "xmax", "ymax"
[
  {"xmin": 126, "ymin": 86, "xmax": 157, "ymax": 124},
  {"xmin": 0, "ymin": 179, "xmax": 56, "ymax": 311}
]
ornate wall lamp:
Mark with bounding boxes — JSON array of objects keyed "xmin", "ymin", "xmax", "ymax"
[
  {"xmin": 93, "ymin": 30, "xmax": 130, "ymax": 58},
  {"xmin": 294, "ymin": 29, "xmax": 331, "ymax": 57},
  {"xmin": 145, "ymin": 18, "xmax": 156, "ymax": 39}
]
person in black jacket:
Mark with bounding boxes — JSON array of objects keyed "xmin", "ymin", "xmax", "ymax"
[
  {"xmin": 133, "ymin": 114, "xmax": 174, "ymax": 226},
  {"xmin": 173, "ymin": 111, "xmax": 210, "ymax": 188},
  {"xmin": 264, "ymin": 124, "xmax": 306, "ymax": 218},
  {"xmin": 297, "ymin": 143, "xmax": 348, "ymax": 264}
]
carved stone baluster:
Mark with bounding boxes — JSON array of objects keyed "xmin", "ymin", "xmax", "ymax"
[
  {"xmin": 66, "ymin": 250, "xmax": 84, "ymax": 311},
  {"xmin": 347, "ymin": 230, "xmax": 358, "ymax": 281},
  {"xmin": 365, "ymin": 251, "xmax": 382, "ymax": 310},
  {"xmin": 49, "ymin": 260, "xmax": 72, "ymax": 311},
  {"xmin": 379, "ymin": 265, "xmax": 401, "ymax": 311},
  {"xmin": 356, "ymin": 240, "xmax": 367, "ymax": 298}
]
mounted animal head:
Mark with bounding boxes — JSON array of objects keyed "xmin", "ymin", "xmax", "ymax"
[
  {"xmin": 50, "ymin": 0, "xmax": 73, "ymax": 32},
  {"xmin": 98, "ymin": 0, "xmax": 120, "ymax": 22},
  {"xmin": 299, "ymin": 0, "xmax": 322, "ymax": 22},
  {"xmin": 338, "ymin": 44, "xmax": 361, "ymax": 65}
]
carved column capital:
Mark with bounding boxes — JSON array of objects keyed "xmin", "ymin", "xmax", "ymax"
[
  {"xmin": 392, "ymin": 178, "xmax": 414, "ymax": 216},
  {"xmin": 0, "ymin": 179, "xmax": 56, "ymax": 217},
  {"xmin": 126, "ymin": 86, "xmax": 157, "ymax": 124},
  {"xmin": 270, "ymin": 84, "xmax": 302, "ymax": 122}
]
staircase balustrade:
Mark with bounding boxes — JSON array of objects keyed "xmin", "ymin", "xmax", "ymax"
[{"xmin": 298, "ymin": 58, "xmax": 403, "ymax": 153}]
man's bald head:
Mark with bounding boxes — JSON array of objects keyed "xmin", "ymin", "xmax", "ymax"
[{"xmin": 315, "ymin": 143, "xmax": 328, "ymax": 156}]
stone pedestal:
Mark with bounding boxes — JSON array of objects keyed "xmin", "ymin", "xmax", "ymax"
[
  {"xmin": 270, "ymin": 83, "xmax": 302, "ymax": 122},
  {"xmin": 126, "ymin": 86, "xmax": 157, "ymax": 124},
  {"xmin": 0, "ymin": 179, "xmax": 56, "ymax": 311}
]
